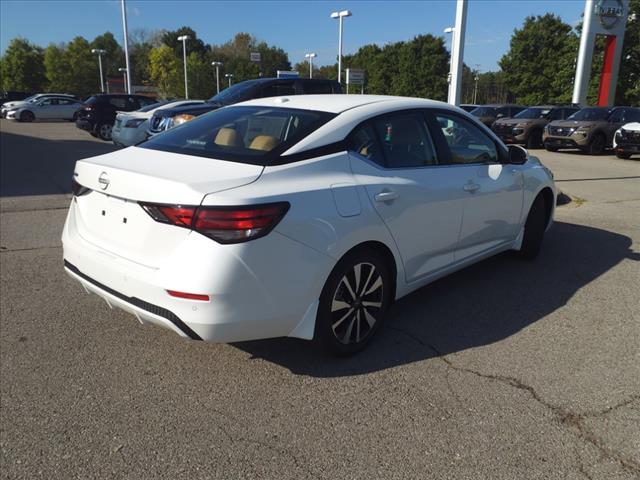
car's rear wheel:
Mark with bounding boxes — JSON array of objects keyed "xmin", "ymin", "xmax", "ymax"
[
  {"xmin": 518, "ymin": 194, "xmax": 548, "ymax": 260},
  {"xmin": 98, "ymin": 122, "xmax": 113, "ymax": 141},
  {"xmin": 20, "ymin": 110, "xmax": 35, "ymax": 122},
  {"xmin": 316, "ymin": 249, "xmax": 392, "ymax": 355},
  {"xmin": 615, "ymin": 151, "xmax": 631, "ymax": 160},
  {"xmin": 588, "ymin": 133, "xmax": 605, "ymax": 155},
  {"xmin": 527, "ymin": 129, "xmax": 543, "ymax": 149}
]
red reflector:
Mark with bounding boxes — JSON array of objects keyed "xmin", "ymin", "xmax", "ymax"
[{"xmin": 166, "ymin": 290, "xmax": 210, "ymax": 301}]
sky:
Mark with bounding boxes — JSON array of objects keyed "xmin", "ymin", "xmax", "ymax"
[{"xmin": 0, "ymin": 0, "xmax": 587, "ymax": 72}]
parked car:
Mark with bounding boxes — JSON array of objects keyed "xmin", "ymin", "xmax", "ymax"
[
  {"xmin": 1, "ymin": 93, "xmax": 76, "ymax": 118},
  {"xmin": 0, "ymin": 91, "xmax": 33, "ymax": 105},
  {"xmin": 75, "ymin": 94, "xmax": 158, "ymax": 141},
  {"xmin": 4, "ymin": 96, "xmax": 83, "ymax": 122},
  {"xmin": 459, "ymin": 104, "xmax": 479, "ymax": 113},
  {"xmin": 613, "ymin": 122, "xmax": 640, "ymax": 159},
  {"xmin": 112, "ymin": 100, "xmax": 205, "ymax": 147},
  {"xmin": 543, "ymin": 106, "xmax": 640, "ymax": 155},
  {"xmin": 63, "ymin": 95, "xmax": 556, "ymax": 355},
  {"xmin": 147, "ymin": 77, "xmax": 343, "ymax": 136},
  {"xmin": 492, "ymin": 105, "xmax": 579, "ymax": 149},
  {"xmin": 469, "ymin": 104, "xmax": 525, "ymax": 128}
]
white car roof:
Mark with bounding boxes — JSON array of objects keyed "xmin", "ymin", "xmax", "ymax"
[{"xmin": 237, "ymin": 94, "xmax": 452, "ymax": 114}]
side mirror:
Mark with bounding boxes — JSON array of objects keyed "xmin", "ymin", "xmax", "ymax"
[
  {"xmin": 508, "ymin": 145, "xmax": 528, "ymax": 164},
  {"xmin": 496, "ymin": 113, "xmax": 505, "ymax": 119}
]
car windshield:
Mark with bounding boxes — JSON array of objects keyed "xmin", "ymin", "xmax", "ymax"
[
  {"xmin": 139, "ymin": 106, "xmax": 335, "ymax": 165},
  {"xmin": 138, "ymin": 101, "xmax": 167, "ymax": 113},
  {"xmin": 568, "ymin": 108, "xmax": 609, "ymax": 121},
  {"xmin": 207, "ymin": 81, "xmax": 261, "ymax": 104},
  {"xmin": 470, "ymin": 107, "xmax": 497, "ymax": 117},
  {"xmin": 515, "ymin": 108, "xmax": 551, "ymax": 119}
]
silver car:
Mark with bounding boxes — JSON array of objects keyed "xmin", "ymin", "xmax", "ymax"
[
  {"xmin": 1, "ymin": 93, "xmax": 76, "ymax": 118},
  {"xmin": 5, "ymin": 96, "xmax": 83, "ymax": 122}
]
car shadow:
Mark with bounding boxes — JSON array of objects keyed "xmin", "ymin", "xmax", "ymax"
[
  {"xmin": 0, "ymin": 130, "xmax": 117, "ymax": 196},
  {"xmin": 233, "ymin": 221, "xmax": 638, "ymax": 377}
]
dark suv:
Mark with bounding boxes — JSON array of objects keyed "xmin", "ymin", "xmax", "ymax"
[
  {"xmin": 543, "ymin": 106, "xmax": 640, "ymax": 155},
  {"xmin": 492, "ymin": 105, "xmax": 579, "ymax": 149},
  {"xmin": 147, "ymin": 77, "xmax": 342, "ymax": 136},
  {"xmin": 76, "ymin": 94, "xmax": 157, "ymax": 141},
  {"xmin": 469, "ymin": 104, "xmax": 525, "ymax": 128}
]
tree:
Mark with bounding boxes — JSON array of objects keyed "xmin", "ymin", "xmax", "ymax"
[
  {"xmin": 148, "ymin": 44, "xmax": 180, "ymax": 98},
  {"xmin": 616, "ymin": 0, "xmax": 640, "ymax": 104},
  {"xmin": 500, "ymin": 14, "xmax": 578, "ymax": 104},
  {"xmin": 44, "ymin": 44, "xmax": 71, "ymax": 92},
  {"xmin": 162, "ymin": 27, "xmax": 207, "ymax": 59},
  {"xmin": 90, "ymin": 32, "xmax": 124, "ymax": 78},
  {"xmin": 64, "ymin": 36, "xmax": 100, "ymax": 97},
  {"xmin": 186, "ymin": 52, "xmax": 216, "ymax": 99},
  {"xmin": 1, "ymin": 38, "xmax": 46, "ymax": 92}
]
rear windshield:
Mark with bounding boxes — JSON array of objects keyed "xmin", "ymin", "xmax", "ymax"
[
  {"xmin": 515, "ymin": 107, "xmax": 551, "ymax": 119},
  {"xmin": 568, "ymin": 108, "xmax": 609, "ymax": 121},
  {"xmin": 470, "ymin": 107, "xmax": 497, "ymax": 117},
  {"xmin": 139, "ymin": 105, "xmax": 335, "ymax": 165},
  {"xmin": 207, "ymin": 81, "xmax": 262, "ymax": 104},
  {"xmin": 84, "ymin": 96, "xmax": 103, "ymax": 105}
]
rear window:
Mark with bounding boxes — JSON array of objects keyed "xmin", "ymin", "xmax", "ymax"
[{"xmin": 139, "ymin": 106, "xmax": 335, "ymax": 165}]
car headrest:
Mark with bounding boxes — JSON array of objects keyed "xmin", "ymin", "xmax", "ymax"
[{"xmin": 249, "ymin": 135, "xmax": 279, "ymax": 152}]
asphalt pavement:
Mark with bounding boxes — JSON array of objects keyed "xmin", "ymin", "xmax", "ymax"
[{"xmin": 1, "ymin": 119, "xmax": 638, "ymax": 479}]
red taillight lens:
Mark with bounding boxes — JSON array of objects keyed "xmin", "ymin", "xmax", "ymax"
[
  {"xmin": 166, "ymin": 290, "xmax": 209, "ymax": 301},
  {"xmin": 140, "ymin": 202, "xmax": 289, "ymax": 244}
]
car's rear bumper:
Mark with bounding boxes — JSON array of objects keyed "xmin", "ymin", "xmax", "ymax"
[
  {"xmin": 62, "ymin": 201, "xmax": 332, "ymax": 343},
  {"xmin": 75, "ymin": 118, "xmax": 95, "ymax": 132},
  {"xmin": 112, "ymin": 126, "xmax": 146, "ymax": 147}
]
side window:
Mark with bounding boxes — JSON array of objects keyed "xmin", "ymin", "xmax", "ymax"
[
  {"xmin": 623, "ymin": 109, "xmax": 640, "ymax": 123},
  {"xmin": 138, "ymin": 97, "xmax": 155, "ymax": 107},
  {"xmin": 260, "ymin": 83, "xmax": 296, "ymax": 97},
  {"xmin": 40, "ymin": 98, "xmax": 54, "ymax": 105},
  {"xmin": 497, "ymin": 107, "xmax": 509, "ymax": 117},
  {"xmin": 434, "ymin": 113, "xmax": 498, "ymax": 165},
  {"xmin": 608, "ymin": 109, "xmax": 624, "ymax": 123},
  {"xmin": 302, "ymin": 81, "xmax": 332, "ymax": 94},
  {"xmin": 373, "ymin": 113, "xmax": 437, "ymax": 168},
  {"xmin": 348, "ymin": 123, "xmax": 384, "ymax": 167},
  {"xmin": 549, "ymin": 109, "xmax": 563, "ymax": 121},
  {"xmin": 562, "ymin": 109, "xmax": 578, "ymax": 119},
  {"xmin": 109, "ymin": 97, "xmax": 128, "ymax": 109}
]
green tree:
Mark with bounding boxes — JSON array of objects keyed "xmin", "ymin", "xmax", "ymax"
[
  {"xmin": 148, "ymin": 44, "xmax": 180, "ymax": 98},
  {"xmin": 44, "ymin": 44, "xmax": 71, "ymax": 92},
  {"xmin": 1, "ymin": 38, "xmax": 46, "ymax": 92},
  {"xmin": 616, "ymin": 0, "xmax": 640, "ymax": 104},
  {"xmin": 90, "ymin": 32, "xmax": 124, "ymax": 78},
  {"xmin": 186, "ymin": 52, "xmax": 216, "ymax": 99},
  {"xmin": 500, "ymin": 14, "xmax": 578, "ymax": 104},
  {"xmin": 162, "ymin": 27, "xmax": 207, "ymax": 59},
  {"xmin": 64, "ymin": 36, "xmax": 100, "ymax": 97}
]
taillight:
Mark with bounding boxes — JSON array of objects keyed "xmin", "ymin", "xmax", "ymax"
[
  {"xmin": 71, "ymin": 178, "xmax": 91, "ymax": 197},
  {"xmin": 140, "ymin": 202, "xmax": 290, "ymax": 244}
]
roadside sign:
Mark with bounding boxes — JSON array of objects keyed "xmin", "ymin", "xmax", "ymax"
[
  {"xmin": 277, "ymin": 70, "xmax": 300, "ymax": 79},
  {"xmin": 250, "ymin": 52, "xmax": 261, "ymax": 62},
  {"xmin": 346, "ymin": 68, "xmax": 365, "ymax": 85}
]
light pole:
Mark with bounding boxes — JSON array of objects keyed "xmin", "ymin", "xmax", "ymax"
[
  {"xmin": 120, "ymin": 0, "xmax": 132, "ymax": 94},
  {"xmin": 211, "ymin": 61, "xmax": 223, "ymax": 94},
  {"xmin": 91, "ymin": 48, "xmax": 107, "ymax": 92},
  {"xmin": 330, "ymin": 10, "xmax": 352, "ymax": 83},
  {"xmin": 473, "ymin": 64, "xmax": 480, "ymax": 104},
  {"xmin": 444, "ymin": 0, "xmax": 468, "ymax": 106},
  {"xmin": 177, "ymin": 35, "xmax": 190, "ymax": 99},
  {"xmin": 225, "ymin": 73, "xmax": 234, "ymax": 88},
  {"xmin": 304, "ymin": 53, "xmax": 317, "ymax": 78},
  {"xmin": 118, "ymin": 68, "xmax": 127, "ymax": 92}
]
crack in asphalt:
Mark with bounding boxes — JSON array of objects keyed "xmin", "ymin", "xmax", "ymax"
[
  {"xmin": 0, "ymin": 245, "xmax": 61, "ymax": 253},
  {"xmin": 385, "ymin": 325, "xmax": 640, "ymax": 476}
]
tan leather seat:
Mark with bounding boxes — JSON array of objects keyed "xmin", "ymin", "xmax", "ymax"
[
  {"xmin": 214, "ymin": 127, "xmax": 243, "ymax": 147},
  {"xmin": 249, "ymin": 135, "xmax": 279, "ymax": 152}
]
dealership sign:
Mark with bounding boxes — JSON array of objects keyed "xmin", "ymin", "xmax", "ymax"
[
  {"xmin": 346, "ymin": 68, "xmax": 365, "ymax": 85},
  {"xmin": 595, "ymin": 0, "xmax": 624, "ymax": 29},
  {"xmin": 250, "ymin": 52, "xmax": 261, "ymax": 62}
]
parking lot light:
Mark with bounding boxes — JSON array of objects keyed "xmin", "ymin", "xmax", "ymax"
[
  {"xmin": 118, "ymin": 68, "xmax": 127, "ymax": 93},
  {"xmin": 120, "ymin": 0, "xmax": 132, "ymax": 94},
  {"xmin": 225, "ymin": 73, "xmax": 234, "ymax": 88},
  {"xmin": 212, "ymin": 61, "xmax": 223, "ymax": 94},
  {"xmin": 330, "ymin": 10, "xmax": 352, "ymax": 83},
  {"xmin": 305, "ymin": 53, "xmax": 317, "ymax": 78},
  {"xmin": 177, "ymin": 35, "xmax": 190, "ymax": 99},
  {"xmin": 91, "ymin": 49, "xmax": 107, "ymax": 93}
]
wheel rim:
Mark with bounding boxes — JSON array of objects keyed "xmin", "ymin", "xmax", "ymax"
[
  {"xmin": 330, "ymin": 262, "xmax": 384, "ymax": 345},
  {"xmin": 100, "ymin": 124, "xmax": 112, "ymax": 139}
]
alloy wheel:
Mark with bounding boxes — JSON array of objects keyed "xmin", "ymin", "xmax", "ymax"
[
  {"xmin": 99, "ymin": 123, "xmax": 113, "ymax": 141},
  {"xmin": 330, "ymin": 262, "xmax": 384, "ymax": 345}
]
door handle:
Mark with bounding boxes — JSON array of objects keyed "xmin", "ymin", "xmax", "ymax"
[
  {"xmin": 463, "ymin": 183, "xmax": 480, "ymax": 193},
  {"xmin": 374, "ymin": 190, "xmax": 399, "ymax": 202}
]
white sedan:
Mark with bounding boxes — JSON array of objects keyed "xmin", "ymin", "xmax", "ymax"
[
  {"xmin": 112, "ymin": 99, "xmax": 205, "ymax": 147},
  {"xmin": 63, "ymin": 95, "xmax": 556, "ymax": 355},
  {"xmin": 5, "ymin": 95, "xmax": 82, "ymax": 122}
]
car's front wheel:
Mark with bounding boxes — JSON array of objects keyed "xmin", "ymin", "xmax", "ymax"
[
  {"xmin": 588, "ymin": 133, "xmax": 606, "ymax": 155},
  {"xmin": 316, "ymin": 248, "xmax": 392, "ymax": 355},
  {"xmin": 615, "ymin": 151, "xmax": 631, "ymax": 160},
  {"xmin": 97, "ymin": 122, "xmax": 113, "ymax": 141},
  {"xmin": 518, "ymin": 193, "xmax": 548, "ymax": 260},
  {"xmin": 20, "ymin": 110, "xmax": 35, "ymax": 122},
  {"xmin": 527, "ymin": 129, "xmax": 543, "ymax": 149}
]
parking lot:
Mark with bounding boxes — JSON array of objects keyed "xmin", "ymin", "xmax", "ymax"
[{"xmin": 0, "ymin": 119, "xmax": 638, "ymax": 479}]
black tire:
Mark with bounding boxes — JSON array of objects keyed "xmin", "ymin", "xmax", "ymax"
[
  {"xmin": 615, "ymin": 151, "xmax": 631, "ymax": 160},
  {"xmin": 518, "ymin": 194, "xmax": 548, "ymax": 260},
  {"xmin": 97, "ymin": 122, "xmax": 113, "ymax": 141},
  {"xmin": 20, "ymin": 110, "xmax": 35, "ymax": 122},
  {"xmin": 315, "ymin": 248, "xmax": 392, "ymax": 355},
  {"xmin": 70, "ymin": 112, "xmax": 78, "ymax": 122},
  {"xmin": 526, "ymin": 129, "xmax": 543, "ymax": 149},
  {"xmin": 89, "ymin": 131, "xmax": 99, "ymax": 138},
  {"xmin": 545, "ymin": 144, "xmax": 558, "ymax": 152},
  {"xmin": 587, "ymin": 133, "xmax": 605, "ymax": 155}
]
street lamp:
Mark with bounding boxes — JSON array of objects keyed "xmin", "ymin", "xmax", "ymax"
[
  {"xmin": 118, "ymin": 68, "xmax": 127, "ymax": 93},
  {"xmin": 91, "ymin": 48, "xmax": 107, "ymax": 92},
  {"xmin": 330, "ymin": 10, "xmax": 352, "ymax": 83},
  {"xmin": 211, "ymin": 61, "xmax": 223, "ymax": 94},
  {"xmin": 305, "ymin": 53, "xmax": 317, "ymax": 78},
  {"xmin": 177, "ymin": 35, "xmax": 190, "ymax": 99},
  {"xmin": 225, "ymin": 73, "xmax": 234, "ymax": 88},
  {"xmin": 120, "ymin": 0, "xmax": 132, "ymax": 94}
]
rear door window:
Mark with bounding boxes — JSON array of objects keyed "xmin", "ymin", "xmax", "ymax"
[
  {"xmin": 348, "ymin": 124, "xmax": 385, "ymax": 166},
  {"xmin": 432, "ymin": 113, "xmax": 499, "ymax": 165},
  {"xmin": 302, "ymin": 81, "xmax": 332, "ymax": 94},
  {"xmin": 109, "ymin": 97, "xmax": 128, "ymax": 109}
]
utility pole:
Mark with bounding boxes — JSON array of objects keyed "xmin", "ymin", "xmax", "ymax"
[{"xmin": 120, "ymin": 0, "xmax": 132, "ymax": 94}]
